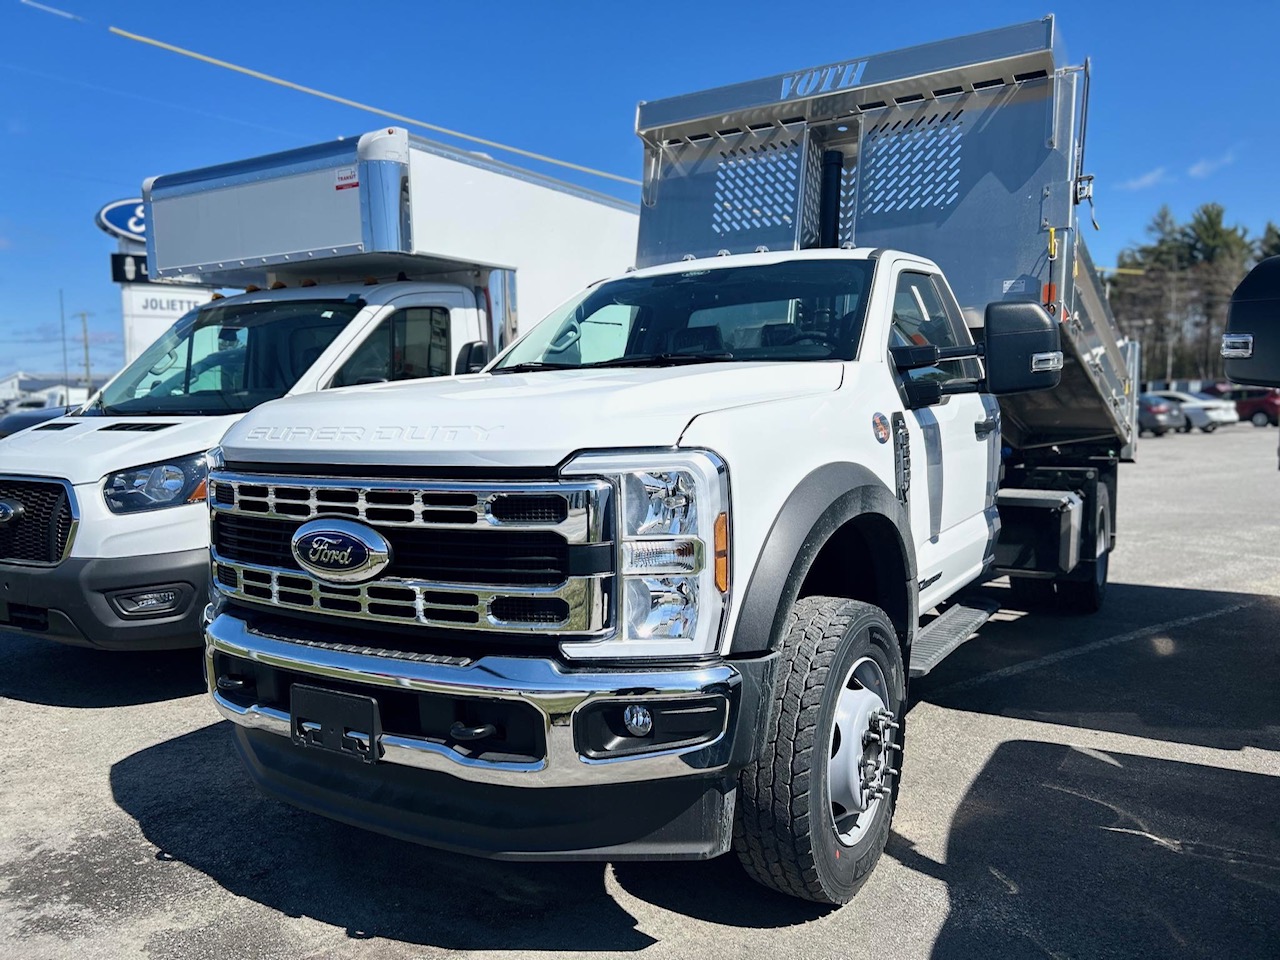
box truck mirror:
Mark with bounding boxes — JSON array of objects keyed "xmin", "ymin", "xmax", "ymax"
[
  {"xmin": 1222, "ymin": 256, "xmax": 1280, "ymax": 387},
  {"xmin": 983, "ymin": 301, "xmax": 1063, "ymax": 395}
]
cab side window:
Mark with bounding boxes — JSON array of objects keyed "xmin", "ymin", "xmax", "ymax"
[
  {"xmin": 889, "ymin": 272, "xmax": 979, "ymax": 382},
  {"xmin": 331, "ymin": 307, "xmax": 451, "ymax": 388}
]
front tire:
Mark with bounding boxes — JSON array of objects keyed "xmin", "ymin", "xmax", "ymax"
[
  {"xmin": 733, "ymin": 597, "xmax": 906, "ymax": 904},
  {"xmin": 1252, "ymin": 411, "xmax": 1272, "ymax": 427}
]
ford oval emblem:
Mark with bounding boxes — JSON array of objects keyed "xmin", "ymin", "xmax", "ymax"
[
  {"xmin": 290, "ymin": 518, "xmax": 391, "ymax": 584},
  {"xmin": 95, "ymin": 198, "xmax": 146, "ymax": 243}
]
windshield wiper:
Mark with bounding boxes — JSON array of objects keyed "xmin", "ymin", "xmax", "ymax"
[
  {"xmin": 77, "ymin": 395, "xmax": 110, "ymax": 417},
  {"xmin": 585, "ymin": 351, "xmax": 735, "ymax": 369},
  {"xmin": 490, "ymin": 361, "xmax": 582, "ymax": 375}
]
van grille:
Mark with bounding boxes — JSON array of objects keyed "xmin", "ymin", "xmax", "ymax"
[{"xmin": 0, "ymin": 479, "xmax": 76, "ymax": 565}]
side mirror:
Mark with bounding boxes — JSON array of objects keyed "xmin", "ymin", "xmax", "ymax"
[
  {"xmin": 454, "ymin": 340, "xmax": 492, "ymax": 375},
  {"xmin": 983, "ymin": 301, "xmax": 1063, "ymax": 395},
  {"xmin": 1222, "ymin": 256, "xmax": 1280, "ymax": 387}
]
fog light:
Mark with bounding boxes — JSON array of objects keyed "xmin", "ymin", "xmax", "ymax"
[
  {"xmin": 114, "ymin": 590, "xmax": 180, "ymax": 616},
  {"xmin": 623, "ymin": 704, "xmax": 653, "ymax": 737}
]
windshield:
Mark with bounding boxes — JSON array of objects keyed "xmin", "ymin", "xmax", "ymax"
[
  {"xmin": 493, "ymin": 260, "xmax": 875, "ymax": 371},
  {"xmin": 90, "ymin": 299, "xmax": 361, "ymax": 416}
]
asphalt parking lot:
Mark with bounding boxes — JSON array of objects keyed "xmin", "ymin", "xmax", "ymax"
[{"xmin": 2, "ymin": 426, "xmax": 1278, "ymax": 960}]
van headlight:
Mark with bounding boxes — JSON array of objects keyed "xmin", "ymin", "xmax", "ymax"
[
  {"xmin": 103, "ymin": 452, "xmax": 210, "ymax": 514},
  {"xmin": 560, "ymin": 450, "xmax": 729, "ymax": 659}
]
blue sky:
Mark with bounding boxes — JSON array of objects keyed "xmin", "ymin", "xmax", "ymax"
[{"xmin": 1, "ymin": 0, "xmax": 1276, "ymax": 377}]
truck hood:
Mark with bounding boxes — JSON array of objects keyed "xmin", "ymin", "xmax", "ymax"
[
  {"xmin": 220, "ymin": 363, "xmax": 845, "ymax": 469},
  {"xmin": 0, "ymin": 415, "xmax": 240, "ymax": 484}
]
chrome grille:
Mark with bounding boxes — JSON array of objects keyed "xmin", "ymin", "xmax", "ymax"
[
  {"xmin": 208, "ymin": 472, "xmax": 603, "ymax": 542},
  {"xmin": 213, "ymin": 514, "xmax": 572, "ymax": 586},
  {"xmin": 209, "ymin": 471, "xmax": 614, "ymax": 637}
]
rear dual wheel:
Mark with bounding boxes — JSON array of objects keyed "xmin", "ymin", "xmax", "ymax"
[
  {"xmin": 1057, "ymin": 487, "xmax": 1111, "ymax": 615},
  {"xmin": 733, "ymin": 597, "xmax": 905, "ymax": 904}
]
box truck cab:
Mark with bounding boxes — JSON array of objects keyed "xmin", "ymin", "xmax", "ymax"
[{"xmin": 0, "ymin": 128, "xmax": 637, "ymax": 650}]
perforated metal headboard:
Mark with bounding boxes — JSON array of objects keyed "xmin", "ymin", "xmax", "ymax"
[{"xmin": 633, "ymin": 16, "xmax": 1089, "ymax": 332}]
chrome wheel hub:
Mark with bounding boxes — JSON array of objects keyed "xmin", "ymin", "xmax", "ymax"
[{"xmin": 828, "ymin": 656, "xmax": 898, "ymax": 846}]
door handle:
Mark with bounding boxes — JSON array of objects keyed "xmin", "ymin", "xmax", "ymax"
[{"xmin": 974, "ymin": 417, "xmax": 998, "ymax": 439}]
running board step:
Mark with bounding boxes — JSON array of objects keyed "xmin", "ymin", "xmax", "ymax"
[{"xmin": 910, "ymin": 599, "xmax": 999, "ymax": 677}]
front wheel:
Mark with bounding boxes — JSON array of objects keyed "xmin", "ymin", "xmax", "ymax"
[
  {"xmin": 1252, "ymin": 411, "xmax": 1272, "ymax": 427},
  {"xmin": 733, "ymin": 597, "xmax": 905, "ymax": 904}
]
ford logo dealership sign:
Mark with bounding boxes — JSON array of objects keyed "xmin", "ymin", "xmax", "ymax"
[
  {"xmin": 95, "ymin": 198, "xmax": 147, "ymax": 243},
  {"xmin": 290, "ymin": 519, "xmax": 391, "ymax": 584}
]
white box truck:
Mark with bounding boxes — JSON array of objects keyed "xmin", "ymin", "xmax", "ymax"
[
  {"xmin": 0, "ymin": 128, "xmax": 637, "ymax": 651},
  {"xmin": 202, "ymin": 18, "xmax": 1141, "ymax": 904}
]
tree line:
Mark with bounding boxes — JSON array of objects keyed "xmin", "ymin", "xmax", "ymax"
[{"xmin": 1107, "ymin": 205, "xmax": 1279, "ymax": 382}]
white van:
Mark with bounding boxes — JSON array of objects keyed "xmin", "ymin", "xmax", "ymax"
[{"xmin": 0, "ymin": 128, "xmax": 636, "ymax": 649}]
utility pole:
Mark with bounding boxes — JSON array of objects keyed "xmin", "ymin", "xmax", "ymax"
[
  {"xmin": 59, "ymin": 289, "xmax": 70, "ymax": 391},
  {"xmin": 72, "ymin": 311, "xmax": 93, "ymax": 389}
]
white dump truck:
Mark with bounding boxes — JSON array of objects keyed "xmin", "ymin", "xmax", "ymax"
[
  {"xmin": 203, "ymin": 18, "xmax": 1137, "ymax": 903},
  {"xmin": 0, "ymin": 129, "xmax": 636, "ymax": 650}
]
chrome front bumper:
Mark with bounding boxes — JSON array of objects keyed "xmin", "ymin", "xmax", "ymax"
[{"xmin": 205, "ymin": 612, "xmax": 740, "ymax": 788}]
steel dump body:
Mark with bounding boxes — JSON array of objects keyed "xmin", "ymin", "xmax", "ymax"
[{"xmin": 633, "ymin": 16, "xmax": 1134, "ymax": 453}]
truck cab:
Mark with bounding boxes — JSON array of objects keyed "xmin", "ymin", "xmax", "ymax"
[{"xmin": 201, "ymin": 17, "xmax": 1132, "ymax": 905}]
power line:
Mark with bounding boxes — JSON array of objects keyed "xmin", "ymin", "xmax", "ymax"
[
  {"xmin": 18, "ymin": 0, "xmax": 641, "ymax": 187},
  {"xmin": 105, "ymin": 27, "xmax": 641, "ymax": 187},
  {"xmin": 21, "ymin": 2, "xmax": 641, "ymax": 186}
]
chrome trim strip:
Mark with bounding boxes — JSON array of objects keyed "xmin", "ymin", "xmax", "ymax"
[
  {"xmin": 0, "ymin": 474, "xmax": 80, "ymax": 567},
  {"xmin": 209, "ymin": 471, "xmax": 611, "ymax": 544},
  {"xmin": 207, "ymin": 612, "xmax": 737, "ymax": 787},
  {"xmin": 212, "ymin": 552, "xmax": 610, "ymax": 634}
]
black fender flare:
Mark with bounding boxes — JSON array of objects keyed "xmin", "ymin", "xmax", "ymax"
[{"xmin": 728, "ymin": 462, "xmax": 917, "ymax": 656}]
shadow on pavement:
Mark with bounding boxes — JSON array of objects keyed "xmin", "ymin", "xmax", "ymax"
[
  {"xmin": 0, "ymin": 630, "xmax": 204, "ymax": 708},
  {"xmin": 912, "ymin": 583, "xmax": 1280, "ymax": 752},
  {"xmin": 108, "ymin": 722, "xmax": 732, "ymax": 950},
  {"xmin": 110, "ymin": 723, "xmax": 825, "ymax": 949},
  {"xmin": 611, "ymin": 855, "xmax": 830, "ymax": 928},
  {"xmin": 887, "ymin": 739, "xmax": 1280, "ymax": 959}
]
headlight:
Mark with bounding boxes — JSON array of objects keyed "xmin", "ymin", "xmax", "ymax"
[
  {"xmin": 561, "ymin": 450, "xmax": 729, "ymax": 659},
  {"xmin": 103, "ymin": 452, "xmax": 210, "ymax": 514}
]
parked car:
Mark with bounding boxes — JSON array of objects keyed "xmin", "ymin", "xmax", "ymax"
[
  {"xmin": 1201, "ymin": 384, "xmax": 1280, "ymax": 427},
  {"xmin": 3, "ymin": 397, "xmax": 53, "ymax": 414},
  {"xmin": 1138, "ymin": 393, "xmax": 1182, "ymax": 436},
  {"xmin": 1148, "ymin": 390, "xmax": 1239, "ymax": 432},
  {"xmin": 0, "ymin": 405, "xmax": 74, "ymax": 439}
]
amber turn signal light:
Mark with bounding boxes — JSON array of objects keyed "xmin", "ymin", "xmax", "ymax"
[{"xmin": 714, "ymin": 512, "xmax": 729, "ymax": 593}]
